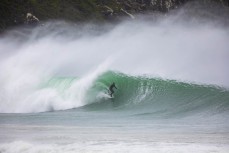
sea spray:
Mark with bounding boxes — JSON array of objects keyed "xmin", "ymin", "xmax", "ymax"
[
  {"xmin": 0, "ymin": 6, "xmax": 229, "ymax": 113},
  {"xmin": 0, "ymin": 3, "xmax": 229, "ymax": 153},
  {"xmin": 0, "ymin": 58, "xmax": 112, "ymax": 113}
]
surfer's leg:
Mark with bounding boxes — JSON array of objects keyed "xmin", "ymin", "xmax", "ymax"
[{"xmin": 110, "ymin": 90, "xmax": 114, "ymax": 97}]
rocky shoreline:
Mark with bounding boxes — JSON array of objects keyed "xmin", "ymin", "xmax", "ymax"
[{"xmin": 0, "ymin": 0, "xmax": 228, "ymax": 32}]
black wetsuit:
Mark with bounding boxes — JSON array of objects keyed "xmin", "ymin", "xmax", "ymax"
[{"xmin": 109, "ymin": 83, "xmax": 117, "ymax": 97}]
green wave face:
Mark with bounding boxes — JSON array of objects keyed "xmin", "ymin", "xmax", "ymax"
[
  {"xmin": 88, "ymin": 71, "xmax": 229, "ymax": 117},
  {"xmin": 43, "ymin": 71, "xmax": 229, "ymax": 118}
]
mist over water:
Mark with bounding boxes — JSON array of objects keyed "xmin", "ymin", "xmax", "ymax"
[
  {"xmin": 0, "ymin": 4, "xmax": 229, "ymax": 113},
  {"xmin": 0, "ymin": 3, "xmax": 229, "ymax": 153}
]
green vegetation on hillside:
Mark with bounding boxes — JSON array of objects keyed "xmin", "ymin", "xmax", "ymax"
[{"xmin": 0, "ymin": 0, "xmax": 228, "ymax": 32}]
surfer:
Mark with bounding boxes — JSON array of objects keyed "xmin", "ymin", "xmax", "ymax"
[{"xmin": 109, "ymin": 82, "xmax": 117, "ymax": 97}]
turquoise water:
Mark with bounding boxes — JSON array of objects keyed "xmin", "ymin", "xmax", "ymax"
[
  {"xmin": 1, "ymin": 71, "xmax": 229, "ymax": 152},
  {"xmin": 1, "ymin": 72, "xmax": 229, "ymax": 151},
  {"xmin": 40, "ymin": 71, "xmax": 229, "ymax": 118}
]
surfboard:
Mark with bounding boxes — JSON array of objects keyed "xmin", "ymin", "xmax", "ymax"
[{"xmin": 106, "ymin": 89, "xmax": 114, "ymax": 98}]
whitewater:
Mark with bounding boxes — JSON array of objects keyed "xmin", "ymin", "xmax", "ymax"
[{"xmin": 0, "ymin": 2, "xmax": 229, "ymax": 153}]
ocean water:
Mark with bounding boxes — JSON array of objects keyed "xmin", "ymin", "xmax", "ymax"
[{"xmin": 0, "ymin": 2, "xmax": 229, "ymax": 153}]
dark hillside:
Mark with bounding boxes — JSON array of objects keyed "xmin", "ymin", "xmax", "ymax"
[{"xmin": 0, "ymin": 0, "xmax": 228, "ymax": 32}]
